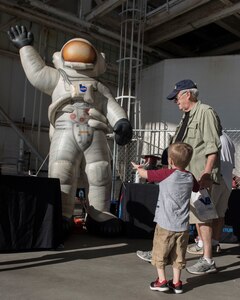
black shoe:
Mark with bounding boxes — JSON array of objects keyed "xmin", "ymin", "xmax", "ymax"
[
  {"xmin": 150, "ymin": 278, "xmax": 169, "ymax": 292},
  {"xmin": 168, "ymin": 280, "xmax": 183, "ymax": 294}
]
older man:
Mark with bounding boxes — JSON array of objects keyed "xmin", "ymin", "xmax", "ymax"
[{"xmin": 167, "ymin": 79, "xmax": 222, "ymax": 275}]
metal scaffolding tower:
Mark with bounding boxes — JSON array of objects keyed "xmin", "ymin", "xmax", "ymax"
[
  {"xmin": 111, "ymin": 0, "xmax": 147, "ymax": 201},
  {"xmin": 116, "ymin": 0, "xmax": 146, "ymax": 130}
]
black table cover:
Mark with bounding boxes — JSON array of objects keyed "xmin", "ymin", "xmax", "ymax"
[
  {"xmin": 0, "ymin": 175, "xmax": 63, "ymax": 251},
  {"xmin": 119, "ymin": 182, "xmax": 240, "ymax": 241}
]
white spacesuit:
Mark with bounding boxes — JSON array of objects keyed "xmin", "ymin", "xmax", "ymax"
[{"xmin": 8, "ymin": 25, "xmax": 132, "ymax": 235}]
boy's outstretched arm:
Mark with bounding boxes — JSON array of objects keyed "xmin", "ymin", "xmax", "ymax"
[{"xmin": 131, "ymin": 162, "xmax": 148, "ymax": 179}]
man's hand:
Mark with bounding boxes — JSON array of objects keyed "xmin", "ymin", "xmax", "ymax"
[
  {"xmin": 7, "ymin": 25, "xmax": 34, "ymax": 49},
  {"xmin": 113, "ymin": 118, "xmax": 132, "ymax": 146},
  {"xmin": 199, "ymin": 173, "xmax": 213, "ymax": 189}
]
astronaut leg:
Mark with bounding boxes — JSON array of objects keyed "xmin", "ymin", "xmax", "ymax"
[
  {"xmin": 48, "ymin": 127, "xmax": 83, "ymax": 220},
  {"xmin": 84, "ymin": 130, "xmax": 122, "ymax": 236}
]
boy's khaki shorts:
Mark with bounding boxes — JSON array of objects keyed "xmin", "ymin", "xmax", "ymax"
[
  {"xmin": 190, "ymin": 176, "xmax": 231, "ymax": 224},
  {"xmin": 151, "ymin": 224, "xmax": 189, "ymax": 270}
]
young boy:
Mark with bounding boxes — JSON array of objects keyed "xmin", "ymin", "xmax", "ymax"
[{"xmin": 132, "ymin": 142, "xmax": 199, "ymax": 294}]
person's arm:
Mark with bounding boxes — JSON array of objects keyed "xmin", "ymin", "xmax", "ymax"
[
  {"xmin": 199, "ymin": 108, "xmax": 221, "ymax": 187},
  {"xmin": 147, "ymin": 168, "xmax": 174, "ymax": 182},
  {"xmin": 199, "ymin": 153, "xmax": 218, "ymax": 188},
  {"xmin": 192, "ymin": 175, "xmax": 200, "ymax": 192},
  {"xmin": 204, "ymin": 153, "xmax": 218, "ymax": 174},
  {"xmin": 137, "ymin": 167, "xmax": 148, "ymax": 179},
  {"xmin": 131, "ymin": 162, "xmax": 148, "ymax": 179},
  {"xmin": 200, "ymin": 109, "xmax": 221, "ymax": 156},
  {"xmin": 131, "ymin": 162, "xmax": 174, "ymax": 181}
]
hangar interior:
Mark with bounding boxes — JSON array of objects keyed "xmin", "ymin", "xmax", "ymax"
[
  {"xmin": 1, "ymin": 3, "xmax": 240, "ymax": 298},
  {"xmin": 1, "ymin": 0, "xmax": 240, "ymax": 194}
]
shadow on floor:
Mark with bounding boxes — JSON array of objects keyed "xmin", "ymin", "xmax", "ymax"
[{"xmin": 0, "ymin": 231, "xmax": 153, "ymax": 272}]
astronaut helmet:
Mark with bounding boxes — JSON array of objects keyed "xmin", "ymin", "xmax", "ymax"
[{"xmin": 59, "ymin": 38, "xmax": 106, "ymax": 76}]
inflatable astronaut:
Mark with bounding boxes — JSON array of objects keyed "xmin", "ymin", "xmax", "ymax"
[{"xmin": 8, "ymin": 25, "xmax": 132, "ymax": 235}]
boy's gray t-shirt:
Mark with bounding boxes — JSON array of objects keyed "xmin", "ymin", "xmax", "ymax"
[{"xmin": 148, "ymin": 168, "xmax": 198, "ymax": 232}]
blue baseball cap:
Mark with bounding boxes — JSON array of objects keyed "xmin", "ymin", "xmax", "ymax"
[{"xmin": 167, "ymin": 79, "xmax": 197, "ymax": 100}]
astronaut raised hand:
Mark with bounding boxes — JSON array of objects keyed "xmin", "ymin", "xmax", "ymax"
[
  {"xmin": 8, "ymin": 25, "xmax": 33, "ymax": 49},
  {"xmin": 113, "ymin": 118, "xmax": 132, "ymax": 146}
]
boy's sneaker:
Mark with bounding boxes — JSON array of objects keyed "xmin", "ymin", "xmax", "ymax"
[
  {"xmin": 187, "ymin": 243, "xmax": 203, "ymax": 255},
  {"xmin": 136, "ymin": 250, "xmax": 152, "ymax": 262},
  {"xmin": 168, "ymin": 280, "xmax": 183, "ymax": 294},
  {"xmin": 150, "ymin": 278, "xmax": 169, "ymax": 292},
  {"xmin": 186, "ymin": 257, "xmax": 217, "ymax": 275}
]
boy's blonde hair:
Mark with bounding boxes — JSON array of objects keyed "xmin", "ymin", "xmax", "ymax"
[{"xmin": 168, "ymin": 142, "xmax": 193, "ymax": 169}]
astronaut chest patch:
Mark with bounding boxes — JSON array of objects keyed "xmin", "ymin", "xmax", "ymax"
[
  {"xmin": 70, "ymin": 81, "xmax": 97, "ymax": 104},
  {"xmin": 79, "ymin": 84, "xmax": 87, "ymax": 93}
]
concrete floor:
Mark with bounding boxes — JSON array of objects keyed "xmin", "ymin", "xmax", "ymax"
[{"xmin": 0, "ymin": 230, "xmax": 239, "ymax": 300}]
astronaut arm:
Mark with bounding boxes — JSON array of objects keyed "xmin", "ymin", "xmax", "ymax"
[
  {"xmin": 96, "ymin": 81, "xmax": 127, "ymax": 126},
  {"xmin": 19, "ymin": 46, "xmax": 59, "ymax": 95},
  {"xmin": 8, "ymin": 25, "xmax": 59, "ymax": 95},
  {"xmin": 97, "ymin": 81, "xmax": 132, "ymax": 145}
]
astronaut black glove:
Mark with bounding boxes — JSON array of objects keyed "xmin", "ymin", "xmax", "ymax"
[
  {"xmin": 7, "ymin": 25, "xmax": 34, "ymax": 49},
  {"xmin": 113, "ymin": 118, "xmax": 133, "ymax": 146}
]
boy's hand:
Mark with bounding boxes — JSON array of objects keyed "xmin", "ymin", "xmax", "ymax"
[
  {"xmin": 131, "ymin": 162, "xmax": 139, "ymax": 170},
  {"xmin": 131, "ymin": 162, "xmax": 148, "ymax": 179},
  {"xmin": 131, "ymin": 162, "xmax": 144, "ymax": 169}
]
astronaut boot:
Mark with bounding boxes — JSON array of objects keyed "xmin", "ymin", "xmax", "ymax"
[{"xmin": 85, "ymin": 206, "xmax": 123, "ymax": 237}]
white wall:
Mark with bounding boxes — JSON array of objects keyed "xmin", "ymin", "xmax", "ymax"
[{"xmin": 139, "ymin": 54, "xmax": 240, "ymax": 130}]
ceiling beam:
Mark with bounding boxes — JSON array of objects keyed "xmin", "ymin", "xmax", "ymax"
[
  {"xmin": 0, "ymin": 16, "xmax": 19, "ymax": 30},
  {"xmin": 145, "ymin": 0, "xmax": 211, "ymax": 31},
  {"xmin": 94, "ymin": 0, "xmax": 104, "ymax": 4},
  {"xmin": 85, "ymin": 0, "xmax": 126, "ymax": 21},
  {"xmin": 218, "ymin": 0, "xmax": 233, "ymax": 5},
  {"xmin": 218, "ymin": 0, "xmax": 240, "ymax": 19},
  {"xmin": 201, "ymin": 40, "xmax": 240, "ymax": 56},
  {"xmin": 26, "ymin": 0, "xmax": 173, "ymax": 58},
  {"xmin": 160, "ymin": 41, "xmax": 196, "ymax": 57},
  {"xmin": 0, "ymin": 1, "xmax": 90, "ymax": 39},
  {"xmin": 146, "ymin": 0, "xmax": 240, "ymax": 45},
  {"xmin": 0, "ymin": 0, "xmax": 173, "ymax": 59},
  {"xmin": 215, "ymin": 19, "xmax": 240, "ymax": 38}
]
